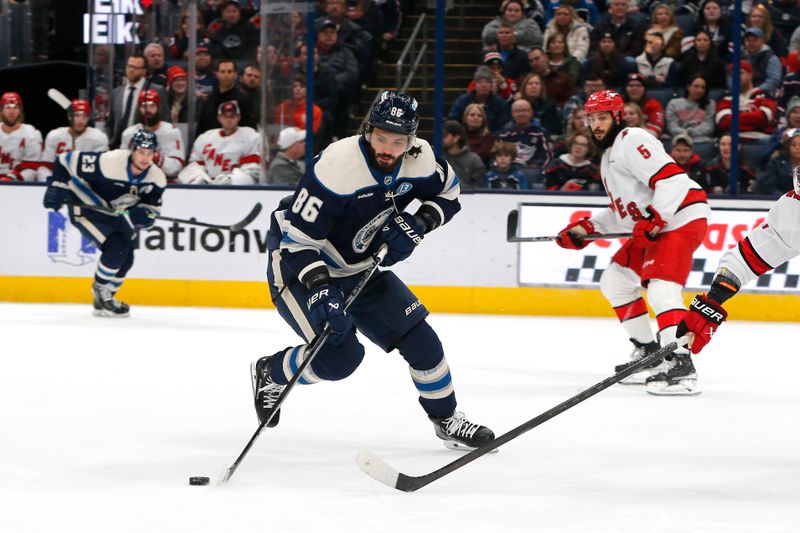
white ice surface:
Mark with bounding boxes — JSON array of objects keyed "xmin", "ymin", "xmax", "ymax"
[{"xmin": 1, "ymin": 303, "xmax": 798, "ymax": 532}]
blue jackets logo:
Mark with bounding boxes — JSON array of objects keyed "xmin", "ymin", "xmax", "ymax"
[
  {"xmin": 47, "ymin": 210, "xmax": 97, "ymax": 266},
  {"xmin": 352, "ymin": 207, "xmax": 394, "ymax": 253}
]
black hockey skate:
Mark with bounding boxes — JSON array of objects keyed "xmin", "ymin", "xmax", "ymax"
[
  {"xmin": 250, "ymin": 355, "xmax": 286, "ymax": 427},
  {"xmin": 645, "ymin": 353, "xmax": 701, "ymax": 396},
  {"xmin": 615, "ymin": 338, "xmax": 666, "ymax": 385},
  {"xmin": 91, "ymin": 282, "xmax": 130, "ymax": 317},
  {"xmin": 429, "ymin": 411, "xmax": 495, "ymax": 451}
]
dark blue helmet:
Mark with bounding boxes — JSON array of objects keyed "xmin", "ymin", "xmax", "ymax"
[
  {"xmin": 130, "ymin": 129, "xmax": 158, "ymax": 152},
  {"xmin": 367, "ymin": 91, "xmax": 419, "ymax": 138}
]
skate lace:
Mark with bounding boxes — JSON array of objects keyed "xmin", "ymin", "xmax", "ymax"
[
  {"xmin": 257, "ymin": 380, "xmax": 284, "ymax": 409},
  {"xmin": 443, "ymin": 412, "xmax": 479, "ymax": 439}
]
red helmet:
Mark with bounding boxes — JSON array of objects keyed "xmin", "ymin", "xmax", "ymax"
[
  {"xmin": 69, "ymin": 99, "xmax": 91, "ymax": 115},
  {"xmin": 138, "ymin": 89, "xmax": 161, "ymax": 106},
  {"xmin": 1, "ymin": 92, "xmax": 22, "ymax": 107},
  {"xmin": 585, "ymin": 90, "xmax": 624, "ymax": 121}
]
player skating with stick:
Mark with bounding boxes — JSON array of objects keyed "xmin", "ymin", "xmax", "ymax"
[{"xmin": 555, "ymin": 90, "xmax": 710, "ymax": 395}]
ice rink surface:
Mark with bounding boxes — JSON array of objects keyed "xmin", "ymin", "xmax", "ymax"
[{"xmin": 1, "ymin": 302, "xmax": 798, "ymax": 533}]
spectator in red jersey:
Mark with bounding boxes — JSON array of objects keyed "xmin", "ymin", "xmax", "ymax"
[
  {"xmin": 715, "ymin": 61, "xmax": 777, "ymax": 141},
  {"xmin": 623, "ymin": 72, "xmax": 665, "ymax": 137},
  {"xmin": 543, "ymin": 132, "xmax": 600, "ymax": 191}
]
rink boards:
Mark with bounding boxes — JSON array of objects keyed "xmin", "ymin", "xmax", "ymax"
[{"xmin": 1, "ymin": 183, "xmax": 798, "ymax": 321}]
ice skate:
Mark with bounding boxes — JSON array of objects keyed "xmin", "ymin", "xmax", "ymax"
[
  {"xmin": 615, "ymin": 338, "xmax": 668, "ymax": 385},
  {"xmin": 91, "ymin": 282, "xmax": 130, "ymax": 317},
  {"xmin": 645, "ymin": 353, "xmax": 701, "ymax": 396},
  {"xmin": 429, "ymin": 411, "xmax": 495, "ymax": 451},
  {"xmin": 251, "ymin": 355, "xmax": 286, "ymax": 427}
]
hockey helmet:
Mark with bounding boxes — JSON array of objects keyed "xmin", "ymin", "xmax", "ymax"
[
  {"xmin": 367, "ymin": 90, "xmax": 419, "ymax": 139},
  {"xmin": 782, "ymin": 127, "xmax": 800, "ymax": 146},
  {"xmin": 584, "ymin": 90, "xmax": 624, "ymax": 122},
  {"xmin": 1, "ymin": 91, "xmax": 22, "ymax": 108},
  {"xmin": 138, "ymin": 89, "xmax": 161, "ymax": 106},
  {"xmin": 218, "ymin": 100, "xmax": 241, "ymax": 115},
  {"xmin": 68, "ymin": 99, "xmax": 92, "ymax": 116},
  {"xmin": 130, "ymin": 129, "xmax": 159, "ymax": 152}
]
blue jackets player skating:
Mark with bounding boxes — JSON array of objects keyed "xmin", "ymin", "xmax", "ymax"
[
  {"xmin": 252, "ymin": 91, "xmax": 495, "ymax": 451},
  {"xmin": 42, "ymin": 130, "xmax": 166, "ymax": 317}
]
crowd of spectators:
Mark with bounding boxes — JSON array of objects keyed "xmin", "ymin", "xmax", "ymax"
[{"xmin": 442, "ymin": 0, "xmax": 800, "ymax": 198}]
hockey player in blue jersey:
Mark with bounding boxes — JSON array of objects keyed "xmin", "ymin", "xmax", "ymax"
[
  {"xmin": 251, "ymin": 91, "xmax": 495, "ymax": 450},
  {"xmin": 42, "ymin": 130, "xmax": 166, "ymax": 317}
]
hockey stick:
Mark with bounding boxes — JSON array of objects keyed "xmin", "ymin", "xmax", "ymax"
[
  {"xmin": 218, "ymin": 244, "xmax": 389, "ymax": 485},
  {"xmin": 506, "ymin": 209, "xmax": 631, "ymax": 243},
  {"xmin": 47, "ymin": 88, "xmax": 72, "ymax": 110},
  {"xmin": 73, "ymin": 202, "xmax": 262, "ymax": 232},
  {"xmin": 357, "ymin": 337, "xmax": 687, "ymax": 492}
]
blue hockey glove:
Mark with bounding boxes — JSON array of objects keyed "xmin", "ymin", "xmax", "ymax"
[
  {"xmin": 306, "ymin": 284, "xmax": 353, "ymax": 344},
  {"xmin": 129, "ymin": 206, "xmax": 157, "ymax": 228},
  {"xmin": 43, "ymin": 181, "xmax": 70, "ymax": 210},
  {"xmin": 378, "ymin": 212, "xmax": 425, "ymax": 267}
]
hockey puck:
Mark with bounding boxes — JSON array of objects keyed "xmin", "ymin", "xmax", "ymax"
[{"xmin": 189, "ymin": 476, "xmax": 210, "ymax": 486}]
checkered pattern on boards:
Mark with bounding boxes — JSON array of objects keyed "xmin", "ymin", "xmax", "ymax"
[{"xmin": 565, "ymin": 255, "xmax": 605, "ymax": 283}]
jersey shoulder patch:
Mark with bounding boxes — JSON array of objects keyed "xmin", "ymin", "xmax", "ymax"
[
  {"xmin": 397, "ymin": 138, "xmax": 437, "ymax": 180},
  {"xmin": 313, "ymin": 135, "xmax": 378, "ymax": 195}
]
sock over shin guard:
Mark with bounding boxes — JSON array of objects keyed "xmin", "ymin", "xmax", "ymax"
[
  {"xmin": 647, "ymin": 279, "xmax": 689, "ymax": 354},
  {"xmin": 600, "ymin": 263, "xmax": 655, "ymax": 344}
]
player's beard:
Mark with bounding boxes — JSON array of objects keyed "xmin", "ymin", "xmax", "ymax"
[
  {"xmin": 367, "ymin": 144, "xmax": 403, "ymax": 173},
  {"xmin": 590, "ymin": 120, "xmax": 624, "ymax": 152},
  {"xmin": 142, "ymin": 113, "xmax": 159, "ymax": 128}
]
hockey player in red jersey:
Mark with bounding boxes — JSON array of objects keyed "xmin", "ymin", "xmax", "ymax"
[
  {"xmin": 555, "ymin": 90, "xmax": 710, "ymax": 395},
  {"xmin": 0, "ymin": 92, "xmax": 43, "ymax": 181},
  {"xmin": 678, "ymin": 164, "xmax": 800, "ymax": 354}
]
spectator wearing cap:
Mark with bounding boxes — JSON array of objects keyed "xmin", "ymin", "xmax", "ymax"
[
  {"xmin": 316, "ymin": 18, "xmax": 359, "ymax": 137},
  {"xmin": 466, "ymin": 53, "xmax": 516, "ymax": 101},
  {"xmin": 319, "ymin": 0, "xmax": 374, "ymax": 81},
  {"xmin": 745, "ymin": 4, "xmax": 787, "ymax": 59},
  {"xmin": 193, "ymin": 41, "xmax": 218, "ymax": 101},
  {"xmin": 482, "ymin": 0, "xmax": 543, "ymax": 53},
  {"xmin": 492, "ymin": 22, "xmax": 531, "ymax": 82},
  {"xmin": 543, "ymin": 5, "xmax": 591, "ymax": 63},
  {"xmin": 527, "ymin": 46, "xmax": 575, "ymax": 108},
  {"xmin": 665, "ymin": 74, "xmax": 716, "ymax": 144},
  {"xmin": 623, "ymin": 72, "xmax": 665, "ymax": 137},
  {"xmin": 196, "ymin": 58, "xmax": 256, "ymax": 136},
  {"xmin": 670, "ymin": 133, "xmax": 707, "ymax": 188},
  {"xmin": 635, "ymin": 31, "xmax": 675, "ymax": 88},
  {"xmin": 107, "ymin": 52, "xmax": 169, "ymax": 149},
  {"xmin": 545, "ymin": 32, "xmax": 580, "ymax": 85},
  {"xmin": 497, "ymin": 98, "xmax": 552, "ymax": 186},
  {"xmin": 448, "ymin": 67, "xmax": 512, "ymax": 134},
  {"xmin": 690, "ymin": 0, "xmax": 733, "ymax": 60},
  {"xmin": 591, "ymin": 0, "xmax": 647, "ymax": 57},
  {"xmin": 275, "ymin": 74, "xmax": 324, "ymax": 135},
  {"xmin": 704, "ymin": 133, "xmax": 758, "ymax": 194},
  {"xmin": 677, "ymin": 29, "xmax": 726, "ymax": 89},
  {"xmin": 742, "ymin": 27, "xmax": 782, "ymax": 96},
  {"xmin": 715, "ymin": 61, "xmax": 777, "ymax": 141},
  {"xmin": 167, "ymin": 9, "xmax": 210, "ymax": 59},
  {"xmin": 442, "ymin": 120, "xmax": 487, "ymax": 189},
  {"xmin": 167, "ymin": 66, "xmax": 190, "ymax": 123},
  {"xmin": 179, "ymin": 99, "xmax": 262, "ymax": 185},
  {"xmin": 209, "ymin": 0, "xmax": 259, "ymax": 60},
  {"xmin": 266, "ymin": 127, "xmax": 306, "ymax": 186},
  {"xmin": 757, "ymin": 128, "xmax": 800, "ymax": 197},
  {"xmin": 144, "ymin": 43, "xmax": 168, "ymax": 87},
  {"xmin": 758, "ymin": 96, "xmax": 800, "ymax": 169},
  {"xmin": 582, "ymin": 31, "xmax": 632, "ymax": 88}
]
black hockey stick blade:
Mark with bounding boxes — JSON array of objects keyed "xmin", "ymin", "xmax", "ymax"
[
  {"xmin": 228, "ymin": 202, "xmax": 263, "ymax": 232},
  {"xmin": 73, "ymin": 202, "xmax": 263, "ymax": 232},
  {"xmin": 506, "ymin": 209, "xmax": 520, "ymax": 241},
  {"xmin": 357, "ymin": 338, "xmax": 685, "ymax": 492}
]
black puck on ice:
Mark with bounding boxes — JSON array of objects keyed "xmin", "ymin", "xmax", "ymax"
[{"xmin": 189, "ymin": 476, "xmax": 210, "ymax": 486}]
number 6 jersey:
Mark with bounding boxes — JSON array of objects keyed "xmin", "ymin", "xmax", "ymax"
[{"xmin": 590, "ymin": 127, "xmax": 709, "ymax": 234}]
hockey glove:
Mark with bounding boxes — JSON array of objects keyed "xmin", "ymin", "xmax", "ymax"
[
  {"xmin": 556, "ymin": 218, "xmax": 595, "ymax": 250},
  {"xmin": 378, "ymin": 212, "xmax": 425, "ymax": 267},
  {"xmin": 632, "ymin": 206, "xmax": 666, "ymax": 248},
  {"xmin": 676, "ymin": 294, "xmax": 727, "ymax": 354},
  {"xmin": 307, "ymin": 284, "xmax": 353, "ymax": 344},
  {"xmin": 43, "ymin": 181, "xmax": 70, "ymax": 210},
  {"xmin": 129, "ymin": 206, "xmax": 157, "ymax": 228}
]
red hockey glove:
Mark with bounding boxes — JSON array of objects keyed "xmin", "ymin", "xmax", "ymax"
[
  {"xmin": 556, "ymin": 218, "xmax": 595, "ymax": 250},
  {"xmin": 632, "ymin": 206, "xmax": 666, "ymax": 248},
  {"xmin": 676, "ymin": 294, "xmax": 727, "ymax": 354}
]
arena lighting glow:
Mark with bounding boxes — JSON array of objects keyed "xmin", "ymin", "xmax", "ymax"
[{"xmin": 82, "ymin": 0, "xmax": 144, "ymax": 45}]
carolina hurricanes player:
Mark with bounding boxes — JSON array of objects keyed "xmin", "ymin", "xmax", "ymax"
[
  {"xmin": 556, "ymin": 90, "xmax": 710, "ymax": 395},
  {"xmin": 177, "ymin": 100, "xmax": 261, "ymax": 185},
  {"xmin": 0, "ymin": 92, "xmax": 43, "ymax": 181},
  {"xmin": 37, "ymin": 99, "xmax": 109, "ymax": 182},
  {"xmin": 120, "ymin": 90, "xmax": 185, "ymax": 181},
  {"xmin": 678, "ymin": 165, "xmax": 800, "ymax": 354}
]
